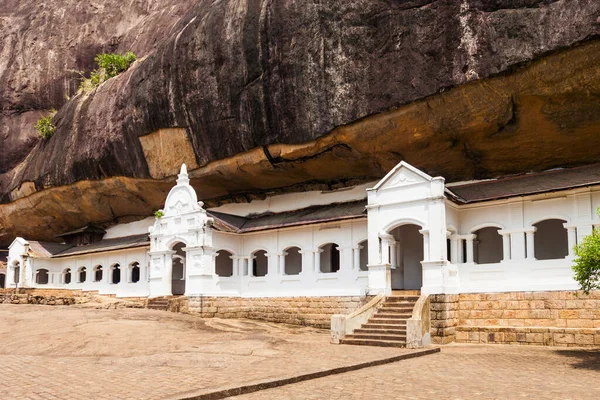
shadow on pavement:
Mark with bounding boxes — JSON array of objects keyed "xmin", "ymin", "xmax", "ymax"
[{"xmin": 553, "ymin": 349, "xmax": 600, "ymax": 370}]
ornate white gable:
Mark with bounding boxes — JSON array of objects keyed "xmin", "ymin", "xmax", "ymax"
[
  {"xmin": 163, "ymin": 164, "xmax": 204, "ymax": 217},
  {"xmin": 372, "ymin": 161, "xmax": 433, "ymax": 191}
]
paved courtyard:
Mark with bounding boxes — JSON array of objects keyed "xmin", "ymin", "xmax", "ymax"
[{"xmin": 1, "ymin": 304, "xmax": 599, "ymax": 400}]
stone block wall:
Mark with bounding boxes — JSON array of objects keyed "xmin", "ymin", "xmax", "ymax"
[
  {"xmin": 186, "ymin": 296, "xmax": 371, "ymax": 329},
  {"xmin": 454, "ymin": 291, "xmax": 600, "ymax": 347},
  {"xmin": 430, "ymin": 294, "xmax": 459, "ymax": 344}
]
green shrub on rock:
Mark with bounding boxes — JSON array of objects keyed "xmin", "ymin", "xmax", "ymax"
[
  {"xmin": 35, "ymin": 109, "xmax": 57, "ymax": 139},
  {"xmin": 78, "ymin": 51, "xmax": 137, "ymax": 93}
]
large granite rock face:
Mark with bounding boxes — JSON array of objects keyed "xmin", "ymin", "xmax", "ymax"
[{"xmin": 1, "ymin": 0, "xmax": 599, "ymax": 245}]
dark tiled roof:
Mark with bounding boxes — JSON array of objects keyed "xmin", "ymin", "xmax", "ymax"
[
  {"xmin": 52, "ymin": 234, "xmax": 149, "ymax": 258},
  {"xmin": 447, "ymin": 164, "xmax": 600, "ymax": 204},
  {"xmin": 56, "ymin": 224, "xmax": 106, "ymax": 237},
  {"xmin": 208, "ymin": 200, "xmax": 367, "ymax": 233},
  {"xmin": 27, "ymin": 241, "xmax": 74, "ymax": 258}
]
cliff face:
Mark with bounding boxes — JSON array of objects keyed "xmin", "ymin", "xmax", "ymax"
[{"xmin": 1, "ymin": 0, "xmax": 600, "ymax": 245}]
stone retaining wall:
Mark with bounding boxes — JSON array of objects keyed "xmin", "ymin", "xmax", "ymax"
[
  {"xmin": 454, "ymin": 291, "xmax": 600, "ymax": 347},
  {"xmin": 430, "ymin": 294, "xmax": 459, "ymax": 344},
  {"xmin": 0, "ymin": 288, "xmax": 147, "ymax": 309},
  {"xmin": 186, "ymin": 296, "xmax": 371, "ymax": 329}
]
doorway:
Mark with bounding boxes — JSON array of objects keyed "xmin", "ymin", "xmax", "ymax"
[
  {"xmin": 389, "ymin": 224, "xmax": 424, "ymax": 290},
  {"xmin": 171, "ymin": 242, "xmax": 186, "ymax": 295}
]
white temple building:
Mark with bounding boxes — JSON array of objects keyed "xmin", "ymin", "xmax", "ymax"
[{"xmin": 5, "ymin": 161, "xmax": 600, "ymax": 298}]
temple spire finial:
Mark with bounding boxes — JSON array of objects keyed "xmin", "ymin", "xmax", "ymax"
[{"xmin": 177, "ymin": 163, "xmax": 190, "ymax": 185}]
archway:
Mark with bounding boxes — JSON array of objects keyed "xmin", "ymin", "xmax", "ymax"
[
  {"xmin": 251, "ymin": 250, "xmax": 268, "ymax": 277},
  {"xmin": 35, "ymin": 269, "xmax": 49, "ymax": 285},
  {"xmin": 215, "ymin": 250, "xmax": 234, "ymax": 277},
  {"xmin": 130, "ymin": 262, "xmax": 140, "ymax": 283},
  {"xmin": 63, "ymin": 268, "xmax": 72, "ymax": 284},
  {"xmin": 473, "ymin": 227, "xmax": 503, "ymax": 264},
  {"xmin": 171, "ymin": 242, "xmax": 186, "ymax": 295},
  {"xmin": 389, "ymin": 224, "xmax": 423, "ymax": 290},
  {"xmin": 319, "ymin": 243, "xmax": 340, "ymax": 273},
  {"xmin": 534, "ymin": 219, "xmax": 568, "ymax": 260},
  {"xmin": 284, "ymin": 247, "xmax": 302, "ymax": 275}
]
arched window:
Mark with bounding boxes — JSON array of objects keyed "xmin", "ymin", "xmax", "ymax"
[
  {"xmin": 130, "ymin": 262, "xmax": 140, "ymax": 283},
  {"xmin": 0, "ymin": 273, "xmax": 5, "ymax": 289},
  {"xmin": 63, "ymin": 268, "xmax": 71, "ymax": 284},
  {"xmin": 94, "ymin": 265, "xmax": 103, "ymax": 282},
  {"xmin": 284, "ymin": 247, "xmax": 302, "ymax": 275},
  {"xmin": 35, "ymin": 269, "xmax": 49, "ymax": 285},
  {"xmin": 215, "ymin": 250, "xmax": 234, "ymax": 277},
  {"xmin": 473, "ymin": 227, "xmax": 503, "ymax": 264},
  {"xmin": 78, "ymin": 267, "xmax": 87, "ymax": 283},
  {"xmin": 534, "ymin": 219, "xmax": 568, "ymax": 260},
  {"xmin": 13, "ymin": 263, "xmax": 20, "ymax": 284},
  {"xmin": 111, "ymin": 264, "xmax": 121, "ymax": 284},
  {"xmin": 252, "ymin": 250, "xmax": 268, "ymax": 277},
  {"xmin": 358, "ymin": 240, "xmax": 368, "ymax": 271},
  {"xmin": 320, "ymin": 243, "xmax": 340, "ymax": 273}
]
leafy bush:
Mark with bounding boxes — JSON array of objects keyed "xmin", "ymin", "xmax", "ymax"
[
  {"xmin": 154, "ymin": 210, "xmax": 164, "ymax": 219},
  {"xmin": 572, "ymin": 208, "xmax": 600, "ymax": 294},
  {"xmin": 78, "ymin": 51, "xmax": 136, "ymax": 93},
  {"xmin": 35, "ymin": 109, "xmax": 57, "ymax": 139}
]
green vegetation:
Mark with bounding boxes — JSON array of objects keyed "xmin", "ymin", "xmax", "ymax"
[
  {"xmin": 35, "ymin": 109, "xmax": 57, "ymax": 139},
  {"xmin": 572, "ymin": 207, "xmax": 600, "ymax": 294},
  {"xmin": 154, "ymin": 210, "xmax": 164, "ymax": 219},
  {"xmin": 78, "ymin": 51, "xmax": 137, "ymax": 93}
]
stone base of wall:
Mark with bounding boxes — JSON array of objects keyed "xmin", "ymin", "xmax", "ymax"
[
  {"xmin": 186, "ymin": 296, "xmax": 371, "ymax": 329},
  {"xmin": 430, "ymin": 294, "xmax": 459, "ymax": 344},
  {"xmin": 453, "ymin": 290, "xmax": 600, "ymax": 347},
  {"xmin": 0, "ymin": 288, "xmax": 147, "ymax": 309},
  {"xmin": 457, "ymin": 326, "xmax": 600, "ymax": 347}
]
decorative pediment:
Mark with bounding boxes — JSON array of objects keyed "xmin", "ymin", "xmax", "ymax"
[
  {"xmin": 372, "ymin": 161, "xmax": 433, "ymax": 191},
  {"xmin": 162, "ymin": 164, "xmax": 204, "ymax": 217}
]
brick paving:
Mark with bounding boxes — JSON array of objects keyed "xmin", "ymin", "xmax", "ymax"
[
  {"xmin": 0, "ymin": 304, "xmax": 422, "ymax": 400},
  {"xmin": 232, "ymin": 343, "xmax": 600, "ymax": 400}
]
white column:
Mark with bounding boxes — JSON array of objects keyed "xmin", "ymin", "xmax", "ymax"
[
  {"xmin": 390, "ymin": 241, "xmax": 398, "ymax": 268},
  {"xmin": 450, "ymin": 236, "xmax": 459, "ymax": 264},
  {"xmin": 279, "ymin": 253, "xmax": 286, "ymax": 275},
  {"xmin": 510, "ymin": 231, "xmax": 527, "ymax": 260},
  {"xmin": 566, "ymin": 226, "xmax": 577, "ymax": 257},
  {"xmin": 501, "ymin": 232, "xmax": 511, "ymax": 261},
  {"xmin": 419, "ymin": 230, "xmax": 430, "ymax": 262},
  {"xmin": 465, "ymin": 234, "xmax": 475, "ymax": 263},
  {"xmin": 380, "ymin": 234, "xmax": 392, "ymax": 265},
  {"xmin": 314, "ymin": 249, "xmax": 322, "ymax": 273},
  {"xmin": 353, "ymin": 247, "xmax": 360, "ymax": 271},
  {"xmin": 525, "ymin": 228, "xmax": 536, "ymax": 260}
]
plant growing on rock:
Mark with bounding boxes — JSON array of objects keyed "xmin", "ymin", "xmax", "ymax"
[
  {"xmin": 78, "ymin": 51, "xmax": 137, "ymax": 93},
  {"xmin": 154, "ymin": 210, "xmax": 164, "ymax": 219},
  {"xmin": 35, "ymin": 109, "xmax": 57, "ymax": 139},
  {"xmin": 572, "ymin": 207, "xmax": 600, "ymax": 294}
]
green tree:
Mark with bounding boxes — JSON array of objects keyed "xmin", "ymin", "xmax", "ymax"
[{"xmin": 572, "ymin": 208, "xmax": 600, "ymax": 293}]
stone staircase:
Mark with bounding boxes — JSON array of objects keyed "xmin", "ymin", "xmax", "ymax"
[
  {"xmin": 340, "ymin": 292, "xmax": 420, "ymax": 347},
  {"xmin": 147, "ymin": 296, "xmax": 171, "ymax": 311}
]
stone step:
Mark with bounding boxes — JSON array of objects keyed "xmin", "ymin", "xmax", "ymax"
[
  {"xmin": 378, "ymin": 306, "xmax": 413, "ymax": 313},
  {"xmin": 367, "ymin": 318, "xmax": 408, "ymax": 325},
  {"xmin": 373, "ymin": 312, "xmax": 412, "ymax": 319},
  {"xmin": 354, "ymin": 328, "xmax": 407, "ymax": 335},
  {"xmin": 340, "ymin": 338, "xmax": 407, "ymax": 348},
  {"xmin": 348, "ymin": 333, "xmax": 407, "ymax": 341},
  {"xmin": 385, "ymin": 296, "xmax": 420, "ymax": 302}
]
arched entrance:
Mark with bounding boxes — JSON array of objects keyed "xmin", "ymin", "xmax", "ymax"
[
  {"xmin": 389, "ymin": 224, "xmax": 424, "ymax": 290},
  {"xmin": 171, "ymin": 242, "xmax": 186, "ymax": 295},
  {"xmin": 0, "ymin": 273, "xmax": 5, "ymax": 288}
]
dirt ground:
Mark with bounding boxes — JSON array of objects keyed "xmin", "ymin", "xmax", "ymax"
[{"xmin": 0, "ymin": 304, "xmax": 415, "ymax": 400}]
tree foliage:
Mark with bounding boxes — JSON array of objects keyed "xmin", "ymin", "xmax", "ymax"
[
  {"xmin": 35, "ymin": 109, "xmax": 57, "ymax": 139},
  {"xmin": 572, "ymin": 208, "xmax": 600, "ymax": 294},
  {"xmin": 78, "ymin": 51, "xmax": 136, "ymax": 93}
]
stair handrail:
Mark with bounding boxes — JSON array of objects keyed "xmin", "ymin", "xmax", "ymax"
[
  {"xmin": 330, "ymin": 293, "xmax": 385, "ymax": 343},
  {"xmin": 406, "ymin": 294, "xmax": 431, "ymax": 348}
]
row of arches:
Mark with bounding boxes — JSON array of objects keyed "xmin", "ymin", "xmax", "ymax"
[
  {"xmin": 214, "ymin": 241, "xmax": 369, "ymax": 277},
  {"xmin": 451, "ymin": 219, "xmax": 569, "ymax": 264},
  {"xmin": 34, "ymin": 262, "xmax": 141, "ymax": 285}
]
